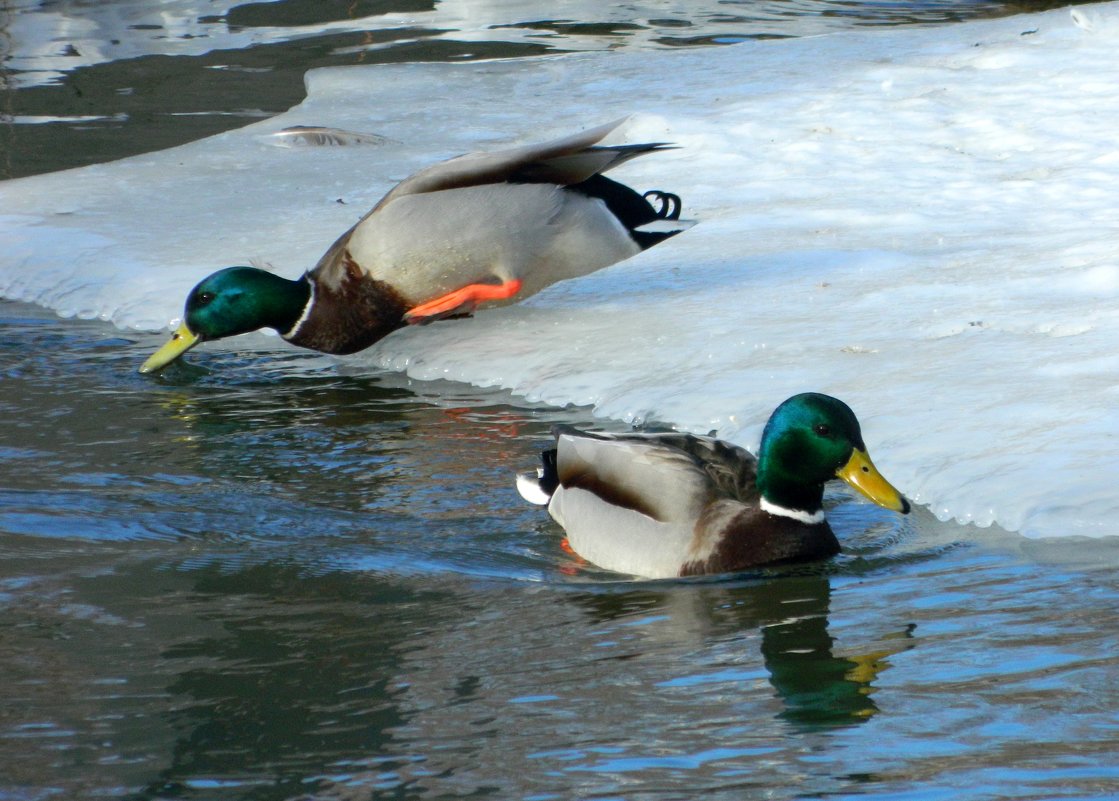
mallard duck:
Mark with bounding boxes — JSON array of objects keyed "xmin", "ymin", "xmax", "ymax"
[
  {"xmin": 516, "ymin": 393, "xmax": 910, "ymax": 578},
  {"xmin": 140, "ymin": 119, "xmax": 688, "ymax": 373}
]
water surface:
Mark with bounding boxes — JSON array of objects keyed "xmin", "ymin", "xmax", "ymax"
[{"xmin": 2, "ymin": 301, "xmax": 1119, "ymax": 799}]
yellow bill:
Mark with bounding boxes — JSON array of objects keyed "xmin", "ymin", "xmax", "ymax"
[
  {"xmin": 836, "ymin": 448, "xmax": 910, "ymax": 514},
  {"xmin": 139, "ymin": 322, "xmax": 200, "ymax": 374}
]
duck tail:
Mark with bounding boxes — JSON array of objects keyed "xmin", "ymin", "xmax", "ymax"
[
  {"xmin": 567, "ymin": 174, "xmax": 694, "ymax": 250},
  {"xmin": 642, "ymin": 190, "xmax": 682, "ymax": 221},
  {"xmin": 515, "ymin": 448, "xmax": 559, "ymax": 506}
]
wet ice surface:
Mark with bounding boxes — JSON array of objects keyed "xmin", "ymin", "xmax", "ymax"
[{"xmin": 3, "ymin": 5, "xmax": 1119, "ymax": 542}]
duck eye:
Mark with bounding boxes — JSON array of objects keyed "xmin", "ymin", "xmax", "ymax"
[
  {"xmin": 813, "ymin": 424, "xmax": 831, "ymax": 437},
  {"xmin": 196, "ymin": 291, "xmax": 216, "ymax": 306}
]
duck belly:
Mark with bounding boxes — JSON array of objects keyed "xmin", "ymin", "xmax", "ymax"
[{"xmin": 345, "ymin": 183, "xmax": 641, "ymax": 305}]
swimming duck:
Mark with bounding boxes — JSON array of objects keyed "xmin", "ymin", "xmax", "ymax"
[
  {"xmin": 516, "ymin": 393, "xmax": 910, "ymax": 578},
  {"xmin": 140, "ymin": 119, "xmax": 688, "ymax": 373}
]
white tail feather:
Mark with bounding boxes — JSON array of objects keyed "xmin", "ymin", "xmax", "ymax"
[{"xmin": 515, "ymin": 470, "xmax": 552, "ymax": 506}]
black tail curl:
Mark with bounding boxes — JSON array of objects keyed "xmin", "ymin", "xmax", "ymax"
[{"xmin": 642, "ymin": 190, "xmax": 682, "ymax": 220}]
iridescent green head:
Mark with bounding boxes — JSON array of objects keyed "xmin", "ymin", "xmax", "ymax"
[
  {"xmin": 756, "ymin": 392, "xmax": 910, "ymax": 515},
  {"xmin": 140, "ymin": 266, "xmax": 310, "ymax": 373}
]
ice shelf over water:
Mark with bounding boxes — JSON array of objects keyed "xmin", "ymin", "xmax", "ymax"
[{"xmin": 3, "ymin": 5, "xmax": 1119, "ymax": 539}]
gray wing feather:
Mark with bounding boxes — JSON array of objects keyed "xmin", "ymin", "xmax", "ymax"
[
  {"xmin": 370, "ymin": 118, "xmax": 661, "ymax": 212},
  {"xmin": 554, "ymin": 429, "xmax": 756, "ymax": 524}
]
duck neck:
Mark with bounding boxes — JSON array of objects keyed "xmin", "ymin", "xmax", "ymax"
[
  {"xmin": 755, "ymin": 457, "xmax": 826, "ymax": 522},
  {"xmin": 271, "ymin": 274, "xmax": 313, "ymax": 339}
]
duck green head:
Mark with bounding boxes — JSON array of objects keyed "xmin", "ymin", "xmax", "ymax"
[
  {"xmin": 139, "ymin": 266, "xmax": 311, "ymax": 373},
  {"xmin": 756, "ymin": 392, "xmax": 910, "ymax": 517}
]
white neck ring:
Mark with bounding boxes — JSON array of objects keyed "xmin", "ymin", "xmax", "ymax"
[
  {"xmin": 760, "ymin": 497, "xmax": 825, "ymax": 524},
  {"xmin": 282, "ymin": 280, "xmax": 315, "ymax": 340}
]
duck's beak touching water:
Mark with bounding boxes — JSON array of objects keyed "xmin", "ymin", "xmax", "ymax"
[{"xmin": 139, "ymin": 322, "xmax": 200, "ymax": 374}]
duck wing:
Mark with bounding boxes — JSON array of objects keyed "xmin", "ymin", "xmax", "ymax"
[
  {"xmin": 370, "ymin": 117, "xmax": 669, "ymax": 212},
  {"xmin": 547, "ymin": 427, "xmax": 760, "ymax": 578}
]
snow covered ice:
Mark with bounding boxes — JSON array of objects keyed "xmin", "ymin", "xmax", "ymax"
[{"xmin": 3, "ymin": 4, "xmax": 1119, "ymax": 539}]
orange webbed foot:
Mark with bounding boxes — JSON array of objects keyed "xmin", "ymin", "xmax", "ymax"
[
  {"xmin": 404, "ymin": 278, "xmax": 523, "ymax": 325},
  {"xmin": 558, "ymin": 538, "xmax": 589, "ymax": 575}
]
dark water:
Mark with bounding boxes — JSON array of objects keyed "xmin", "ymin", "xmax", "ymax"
[
  {"xmin": 3, "ymin": 304, "xmax": 1119, "ymax": 800},
  {"xmin": 4, "ymin": 1, "xmax": 1119, "ymax": 799}
]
